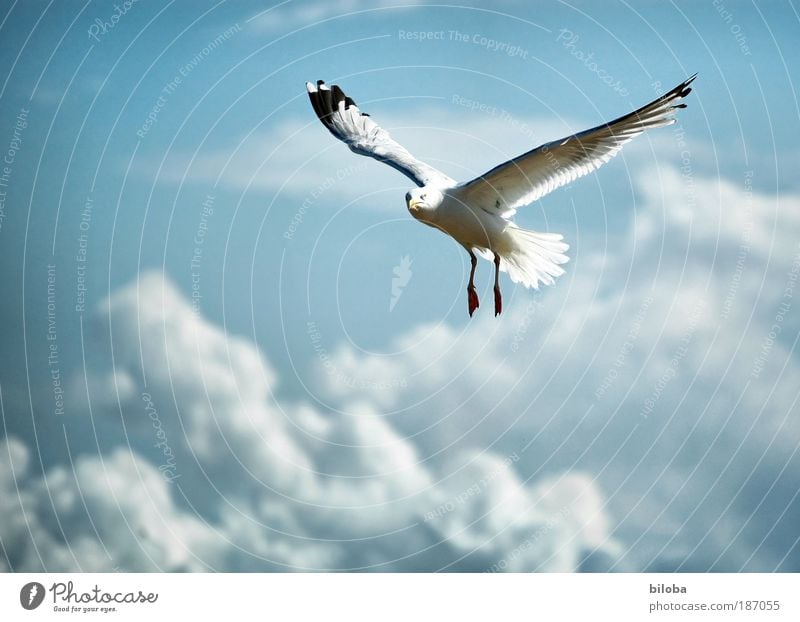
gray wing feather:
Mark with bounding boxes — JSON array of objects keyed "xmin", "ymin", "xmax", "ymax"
[
  {"xmin": 306, "ymin": 80, "xmax": 455, "ymax": 188},
  {"xmin": 457, "ymin": 75, "xmax": 696, "ymax": 218}
]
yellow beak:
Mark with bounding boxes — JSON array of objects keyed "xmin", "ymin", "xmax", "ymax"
[{"xmin": 408, "ymin": 199, "xmax": 420, "ymax": 212}]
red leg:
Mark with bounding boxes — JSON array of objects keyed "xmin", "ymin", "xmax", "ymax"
[
  {"xmin": 467, "ymin": 250, "xmax": 479, "ymax": 317},
  {"xmin": 493, "ymin": 252, "xmax": 502, "ymax": 316}
]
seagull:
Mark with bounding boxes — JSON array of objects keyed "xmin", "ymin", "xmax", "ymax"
[{"xmin": 306, "ymin": 75, "xmax": 696, "ymax": 316}]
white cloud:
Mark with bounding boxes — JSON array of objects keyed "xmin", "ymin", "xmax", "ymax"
[
  {"xmin": 246, "ymin": 0, "xmax": 423, "ymax": 34},
  {"xmin": 0, "ymin": 271, "xmax": 616, "ymax": 571},
  {"xmin": 0, "ymin": 437, "xmax": 220, "ymax": 571},
  {"xmin": 5, "ymin": 165, "xmax": 798, "ymax": 572},
  {"xmin": 307, "ymin": 165, "xmax": 800, "ymax": 570}
]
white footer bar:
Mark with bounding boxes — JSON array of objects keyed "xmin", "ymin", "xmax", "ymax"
[{"xmin": 2, "ymin": 573, "xmax": 798, "ymax": 621}]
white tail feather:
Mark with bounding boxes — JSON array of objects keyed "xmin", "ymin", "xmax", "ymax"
[{"xmin": 477, "ymin": 226, "xmax": 569, "ymax": 289}]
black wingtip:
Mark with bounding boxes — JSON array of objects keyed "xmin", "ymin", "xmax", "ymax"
[
  {"xmin": 307, "ymin": 82, "xmax": 325, "ymax": 120},
  {"xmin": 666, "ymin": 74, "xmax": 697, "ymax": 101},
  {"xmin": 308, "ymin": 80, "xmax": 362, "ymax": 112},
  {"xmin": 331, "ymin": 84, "xmax": 346, "ymax": 107},
  {"xmin": 679, "ymin": 74, "xmax": 697, "ymax": 96}
]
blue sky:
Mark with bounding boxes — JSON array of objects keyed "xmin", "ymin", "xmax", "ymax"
[{"xmin": 1, "ymin": 0, "xmax": 799, "ymax": 571}]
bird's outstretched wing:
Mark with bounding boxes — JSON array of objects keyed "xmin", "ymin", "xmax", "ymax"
[
  {"xmin": 457, "ymin": 75, "xmax": 696, "ymax": 218},
  {"xmin": 306, "ymin": 80, "xmax": 455, "ymax": 188}
]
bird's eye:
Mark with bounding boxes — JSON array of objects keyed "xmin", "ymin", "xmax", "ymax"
[{"xmin": 421, "ymin": 194, "xmax": 426, "ymax": 200}]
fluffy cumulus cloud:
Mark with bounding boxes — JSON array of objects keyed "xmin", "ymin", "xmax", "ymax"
[
  {"xmin": 310, "ymin": 165, "xmax": 800, "ymax": 571},
  {"xmin": 0, "ymin": 273, "xmax": 615, "ymax": 571},
  {"xmin": 0, "ymin": 436, "xmax": 220, "ymax": 572},
  {"xmin": 2, "ymin": 165, "xmax": 798, "ymax": 572}
]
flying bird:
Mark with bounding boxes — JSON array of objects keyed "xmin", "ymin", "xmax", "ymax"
[{"xmin": 306, "ymin": 75, "xmax": 696, "ymax": 316}]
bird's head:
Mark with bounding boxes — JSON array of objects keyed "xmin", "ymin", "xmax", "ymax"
[{"xmin": 405, "ymin": 188, "xmax": 442, "ymax": 221}]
